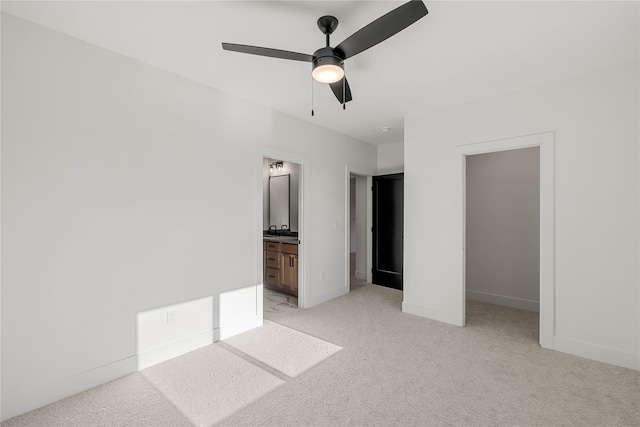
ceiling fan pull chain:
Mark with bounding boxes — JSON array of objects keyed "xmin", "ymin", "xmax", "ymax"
[{"xmin": 311, "ymin": 75, "xmax": 315, "ymax": 117}]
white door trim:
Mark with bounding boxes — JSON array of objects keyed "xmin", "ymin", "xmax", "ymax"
[{"xmin": 454, "ymin": 132, "xmax": 555, "ymax": 349}]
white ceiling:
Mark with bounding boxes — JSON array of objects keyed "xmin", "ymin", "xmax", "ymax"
[{"xmin": 2, "ymin": 1, "xmax": 638, "ymax": 146}]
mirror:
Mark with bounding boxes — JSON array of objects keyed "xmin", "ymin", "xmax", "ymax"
[{"xmin": 269, "ymin": 174, "xmax": 290, "ymax": 230}]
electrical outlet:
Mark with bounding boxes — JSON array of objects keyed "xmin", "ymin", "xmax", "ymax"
[{"xmin": 167, "ymin": 310, "xmax": 177, "ymax": 325}]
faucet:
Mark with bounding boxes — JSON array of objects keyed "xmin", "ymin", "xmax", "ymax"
[
  {"xmin": 269, "ymin": 225, "xmax": 277, "ymax": 235},
  {"xmin": 281, "ymin": 225, "xmax": 288, "ymax": 230}
]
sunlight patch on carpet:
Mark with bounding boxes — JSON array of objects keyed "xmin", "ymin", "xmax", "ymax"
[
  {"xmin": 223, "ymin": 320, "xmax": 342, "ymax": 378},
  {"xmin": 141, "ymin": 344, "xmax": 284, "ymax": 426}
]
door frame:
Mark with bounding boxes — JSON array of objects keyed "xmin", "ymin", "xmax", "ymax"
[
  {"xmin": 455, "ymin": 132, "xmax": 555, "ymax": 349},
  {"xmin": 257, "ymin": 147, "xmax": 309, "ymax": 308},
  {"xmin": 345, "ymin": 165, "xmax": 373, "ymax": 291}
]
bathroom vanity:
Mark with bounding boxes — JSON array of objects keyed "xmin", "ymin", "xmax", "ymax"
[{"xmin": 263, "ymin": 238, "xmax": 298, "ymax": 297}]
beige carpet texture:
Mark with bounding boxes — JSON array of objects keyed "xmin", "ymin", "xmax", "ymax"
[
  {"xmin": 223, "ymin": 320, "xmax": 342, "ymax": 378},
  {"xmin": 2, "ymin": 281, "xmax": 639, "ymax": 426}
]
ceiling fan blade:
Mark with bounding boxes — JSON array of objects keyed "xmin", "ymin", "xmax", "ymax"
[
  {"xmin": 222, "ymin": 43, "xmax": 313, "ymax": 62},
  {"xmin": 329, "ymin": 77, "xmax": 353, "ymax": 104},
  {"xmin": 335, "ymin": 1, "xmax": 428, "ymax": 60}
]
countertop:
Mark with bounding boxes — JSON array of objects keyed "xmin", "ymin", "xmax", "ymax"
[{"xmin": 263, "ymin": 235, "xmax": 299, "ymax": 244}]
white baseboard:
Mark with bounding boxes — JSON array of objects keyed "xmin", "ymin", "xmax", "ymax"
[
  {"xmin": 137, "ymin": 329, "xmax": 214, "ymax": 370},
  {"xmin": 218, "ymin": 315, "xmax": 263, "ymax": 341},
  {"xmin": 402, "ymin": 301, "xmax": 462, "ymax": 326},
  {"xmin": 466, "ymin": 290, "xmax": 539, "ymax": 312},
  {"xmin": 554, "ymin": 336, "xmax": 639, "ymax": 371},
  {"xmin": 136, "ymin": 295, "xmax": 215, "ymax": 371},
  {"xmin": 1, "ymin": 356, "xmax": 137, "ymax": 422}
]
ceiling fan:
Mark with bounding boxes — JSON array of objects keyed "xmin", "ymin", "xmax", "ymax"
[{"xmin": 222, "ymin": 1, "xmax": 428, "ymax": 108}]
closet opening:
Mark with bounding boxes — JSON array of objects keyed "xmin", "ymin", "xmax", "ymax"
[{"xmin": 464, "ymin": 147, "xmax": 540, "ymax": 341}]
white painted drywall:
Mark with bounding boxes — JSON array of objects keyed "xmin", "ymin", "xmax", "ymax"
[
  {"xmin": 377, "ymin": 142, "xmax": 404, "ymax": 174},
  {"xmin": 466, "ymin": 147, "xmax": 540, "ymax": 312},
  {"xmin": 350, "ymin": 177, "xmax": 356, "ymax": 252},
  {"xmin": 404, "ymin": 61, "xmax": 639, "ymax": 369},
  {"xmin": 355, "ymin": 175, "xmax": 368, "ymax": 280},
  {"xmin": 287, "ymin": 162, "xmax": 300, "ymax": 231},
  {"xmin": 262, "ymin": 157, "xmax": 270, "ymax": 230},
  {"xmin": 136, "ymin": 295, "xmax": 215, "ymax": 370},
  {"xmin": 1, "ymin": 14, "xmax": 376, "ymax": 419}
]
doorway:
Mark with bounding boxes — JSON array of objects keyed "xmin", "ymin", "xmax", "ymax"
[
  {"xmin": 466, "ymin": 147, "xmax": 540, "ymax": 310},
  {"xmin": 345, "ymin": 166, "xmax": 373, "ymax": 293},
  {"xmin": 349, "ymin": 174, "xmax": 369, "ymax": 291},
  {"xmin": 261, "ymin": 155, "xmax": 304, "ymax": 315},
  {"xmin": 465, "ymin": 147, "xmax": 540, "ymax": 336},
  {"xmin": 372, "ymin": 173, "xmax": 404, "ymax": 290},
  {"xmin": 457, "ymin": 132, "xmax": 555, "ymax": 349}
]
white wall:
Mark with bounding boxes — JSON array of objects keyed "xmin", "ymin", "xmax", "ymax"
[
  {"xmin": 466, "ymin": 147, "xmax": 540, "ymax": 312},
  {"xmin": 354, "ymin": 175, "xmax": 368, "ymax": 281},
  {"xmin": 349, "ymin": 177, "xmax": 356, "ymax": 252},
  {"xmin": 1, "ymin": 14, "xmax": 376, "ymax": 419},
  {"xmin": 262, "ymin": 157, "xmax": 270, "ymax": 230},
  {"xmin": 377, "ymin": 142, "xmax": 404, "ymax": 174},
  {"xmin": 404, "ymin": 61, "xmax": 639, "ymax": 369}
]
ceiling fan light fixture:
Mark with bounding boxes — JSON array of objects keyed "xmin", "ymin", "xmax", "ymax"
[{"xmin": 312, "ymin": 56, "xmax": 344, "ymax": 84}]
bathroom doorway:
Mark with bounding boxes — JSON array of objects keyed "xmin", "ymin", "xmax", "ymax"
[{"xmin": 261, "ymin": 155, "xmax": 304, "ymax": 316}]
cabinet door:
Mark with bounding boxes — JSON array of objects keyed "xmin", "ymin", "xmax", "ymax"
[
  {"xmin": 281, "ymin": 254, "xmax": 298, "ymax": 296},
  {"xmin": 265, "ymin": 251, "xmax": 280, "ymax": 269},
  {"xmin": 265, "ymin": 267, "xmax": 281, "ymax": 289}
]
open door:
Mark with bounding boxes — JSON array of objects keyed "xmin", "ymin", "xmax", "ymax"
[{"xmin": 372, "ymin": 173, "xmax": 403, "ymax": 290}]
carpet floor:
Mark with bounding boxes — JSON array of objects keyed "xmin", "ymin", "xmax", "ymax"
[{"xmin": 2, "ymin": 281, "xmax": 638, "ymax": 426}]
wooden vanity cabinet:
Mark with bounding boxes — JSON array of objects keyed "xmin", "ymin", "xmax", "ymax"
[
  {"xmin": 263, "ymin": 241, "xmax": 298, "ymax": 297},
  {"xmin": 264, "ymin": 241, "xmax": 281, "ymax": 290},
  {"xmin": 264, "ymin": 241, "xmax": 280, "ymax": 252},
  {"xmin": 280, "ymin": 243, "xmax": 298, "ymax": 296}
]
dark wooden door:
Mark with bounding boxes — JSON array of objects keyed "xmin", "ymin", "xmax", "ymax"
[{"xmin": 372, "ymin": 173, "xmax": 403, "ymax": 290}]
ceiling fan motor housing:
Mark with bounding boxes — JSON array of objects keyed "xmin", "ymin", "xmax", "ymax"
[
  {"xmin": 311, "ymin": 47, "xmax": 345, "ymax": 83},
  {"xmin": 312, "ymin": 47, "xmax": 344, "ymax": 67}
]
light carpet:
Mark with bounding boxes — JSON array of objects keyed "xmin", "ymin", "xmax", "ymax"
[
  {"xmin": 0, "ymin": 372, "xmax": 190, "ymax": 427},
  {"xmin": 140, "ymin": 344, "xmax": 284, "ymax": 426},
  {"xmin": 222, "ymin": 320, "xmax": 342, "ymax": 378},
  {"xmin": 3, "ymin": 282, "xmax": 639, "ymax": 426}
]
